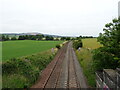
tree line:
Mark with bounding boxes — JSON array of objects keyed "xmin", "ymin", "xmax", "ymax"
[{"xmin": 1, "ymin": 34, "xmax": 77, "ymax": 41}]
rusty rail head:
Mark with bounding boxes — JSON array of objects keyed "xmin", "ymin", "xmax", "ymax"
[{"xmin": 31, "ymin": 43, "xmax": 68, "ymax": 88}]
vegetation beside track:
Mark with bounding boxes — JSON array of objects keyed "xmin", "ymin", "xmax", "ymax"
[
  {"xmin": 2, "ymin": 40, "xmax": 64, "ymax": 88},
  {"xmin": 75, "ymin": 38, "xmax": 101, "ymax": 87},
  {"xmin": 2, "ymin": 50, "xmax": 56, "ymax": 88},
  {"xmin": 76, "ymin": 17, "xmax": 120, "ymax": 87}
]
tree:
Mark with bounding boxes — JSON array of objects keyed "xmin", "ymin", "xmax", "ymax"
[
  {"xmin": 24, "ymin": 35, "xmax": 29, "ymax": 40},
  {"xmin": 18, "ymin": 36, "xmax": 25, "ymax": 40},
  {"xmin": 55, "ymin": 38, "xmax": 59, "ymax": 41},
  {"xmin": 92, "ymin": 17, "xmax": 120, "ymax": 70},
  {"xmin": 31, "ymin": 35, "xmax": 36, "ymax": 40},
  {"xmin": 2, "ymin": 35, "xmax": 6, "ymax": 41},
  {"xmin": 73, "ymin": 39, "xmax": 83, "ymax": 50},
  {"xmin": 36, "ymin": 35, "xmax": 44, "ymax": 40},
  {"xmin": 2, "ymin": 35, "xmax": 9, "ymax": 41},
  {"xmin": 45, "ymin": 36, "xmax": 54, "ymax": 40},
  {"xmin": 61, "ymin": 37, "xmax": 66, "ymax": 40},
  {"xmin": 11, "ymin": 37, "xmax": 17, "ymax": 40},
  {"xmin": 66, "ymin": 37, "xmax": 70, "ymax": 40},
  {"xmin": 76, "ymin": 36, "xmax": 82, "ymax": 40},
  {"xmin": 6, "ymin": 35, "xmax": 9, "ymax": 41}
]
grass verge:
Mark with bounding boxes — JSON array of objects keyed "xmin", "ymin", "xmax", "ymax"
[
  {"xmin": 76, "ymin": 48, "xmax": 96, "ymax": 87},
  {"xmin": 75, "ymin": 38, "xmax": 101, "ymax": 87},
  {"xmin": 2, "ymin": 50, "xmax": 56, "ymax": 88}
]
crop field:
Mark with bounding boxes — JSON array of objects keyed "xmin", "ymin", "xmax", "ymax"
[
  {"xmin": 82, "ymin": 38, "xmax": 102, "ymax": 49},
  {"xmin": 2, "ymin": 40, "xmax": 63, "ymax": 61}
]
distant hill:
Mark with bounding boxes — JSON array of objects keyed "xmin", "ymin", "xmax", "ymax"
[
  {"xmin": 1, "ymin": 32, "xmax": 62, "ymax": 38},
  {"xmin": 2, "ymin": 32, "xmax": 41, "ymax": 35}
]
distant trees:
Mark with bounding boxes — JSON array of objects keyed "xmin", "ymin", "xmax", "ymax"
[
  {"xmin": 92, "ymin": 17, "xmax": 120, "ymax": 70},
  {"xmin": 76, "ymin": 36, "xmax": 94, "ymax": 40},
  {"xmin": 18, "ymin": 35, "xmax": 45, "ymax": 40},
  {"xmin": 1, "ymin": 34, "xmax": 94, "ymax": 42},
  {"xmin": 60, "ymin": 37, "xmax": 72, "ymax": 41},
  {"xmin": 1, "ymin": 34, "xmax": 46, "ymax": 41},
  {"xmin": 2, "ymin": 35, "xmax": 10, "ymax": 41},
  {"xmin": 73, "ymin": 38, "xmax": 83, "ymax": 50},
  {"xmin": 61, "ymin": 37, "xmax": 66, "ymax": 40},
  {"xmin": 18, "ymin": 36, "xmax": 25, "ymax": 40},
  {"xmin": 45, "ymin": 36, "xmax": 54, "ymax": 40},
  {"xmin": 66, "ymin": 37, "xmax": 71, "ymax": 40},
  {"xmin": 2, "ymin": 35, "xmax": 6, "ymax": 41},
  {"xmin": 11, "ymin": 37, "xmax": 17, "ymax": 40},
  {"xmin": 6, "ymin": 35, "xmax": 9, "ymax": 41},
  {"xmin": 36, "ymin": 35, "xmax": 44, "ymax": 40}
]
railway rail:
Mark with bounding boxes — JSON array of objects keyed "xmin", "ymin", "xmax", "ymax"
[{"xmin": 32, "ymin": 42, "xmax": 88, "ymax": 89}]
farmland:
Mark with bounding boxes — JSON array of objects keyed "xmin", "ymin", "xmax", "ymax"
[
  {"xmin": 2, "ymin": 40, "xmax": 63, "ymax": 61},
  {"xmin": 82, "ymin": 38, "xmax": 102, "ymax": 49},
  {"xmin": 76, "ymin": 38, "xmax": 101, "ymax": 87},
  {"xmin": 2, "ymin": 40, "xmax": 64, "ymax": 88}
]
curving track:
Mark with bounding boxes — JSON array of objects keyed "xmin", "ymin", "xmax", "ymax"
[{"xmin": 32, "ymin": 42, "xmax": 88, "ymax": 89}]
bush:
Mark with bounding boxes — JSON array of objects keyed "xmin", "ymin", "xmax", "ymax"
[
  {"xmin": 56, "ymin": 44, "xmax": 61, "ymax": 49},
  {"xmin": 73, "ymin": 39, "xmax": 83, "ymax": 50},
  {"xmin": 2, "ymin": 51, "xmax": 55, "ymax": 88},
  {"xmin": 92, "ymin": 47, "xmax": 119, "ymax": 70},
  {"xmin": 2, "ymin": 60, "xmax": 18, "ymax": 74}
]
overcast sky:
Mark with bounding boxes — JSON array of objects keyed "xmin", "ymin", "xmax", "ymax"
[{"xmin": 0, "ymin": 0, "xmax": 119, "ymax": 36}]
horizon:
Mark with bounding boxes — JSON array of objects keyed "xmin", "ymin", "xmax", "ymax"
[{"xmin": 1, "ymin": 32, "xmax": 96, "ymax": 37}]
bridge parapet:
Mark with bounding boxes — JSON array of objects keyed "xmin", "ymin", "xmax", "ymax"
[{"xmin": 96, "ymin": 68, "xmax": 120, "ymax": 89}]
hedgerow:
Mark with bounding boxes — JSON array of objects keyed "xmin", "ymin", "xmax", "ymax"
[
  {"xmin": 73, "ymin": 39, "xmax": 83, "ymax": 50},
  {"xmin": 2, "ymin": 50, "xmax": 55, "ymax": 88}
]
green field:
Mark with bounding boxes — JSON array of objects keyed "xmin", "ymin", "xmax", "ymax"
[
  {"xmin": 82, "ymin": 38, "xmax": 102, "ymax": 49},
  {"xmin": 2, "ymin": 40, "xmax": 63, "ymax": 61},
  {"xmin": 76, "ymin": 38, "xmax": 101, "ymax": 87},
  {"xmin": 3, "ymin": 50, "xmax": 55, "ymax": 88}
]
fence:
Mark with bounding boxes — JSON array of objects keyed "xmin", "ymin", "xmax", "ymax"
[{"xmin": 96, "ymin": 68, "xmax": 120, "ymax": 90}]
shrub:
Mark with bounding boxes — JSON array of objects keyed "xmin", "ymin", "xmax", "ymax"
[
  {"xmin": 56, "ymin": 44, "xmax": 61, "ymax": 49},
  {"xmin": 73, "ymin": 39, "xmax": 83, "ymax": 50},
  {"xmin": 92, "ymin": 47, "xmax": 119, "ymax": 70},
  {"xmin": 2, "ymin": 51, "xmax": 55, "ymax": 88}
]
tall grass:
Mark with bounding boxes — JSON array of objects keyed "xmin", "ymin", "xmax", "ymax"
[
  {"xmin": 76, "ymin": 49, "xmax": 95, "ymax": 87},
  {"xmin": 2, "ymin": 50, "xmax": 56, "ymax": 88},
  {"xmin": 76, "ymin": 38, "xmax": 101, "ymax": 87}
]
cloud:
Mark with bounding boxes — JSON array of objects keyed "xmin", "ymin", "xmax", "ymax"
[{"xmin": 0, "ymin": 0, "xmax": 119, "ymax": 36}]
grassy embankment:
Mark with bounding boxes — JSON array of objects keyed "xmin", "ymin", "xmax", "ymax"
[
  {"xmin": 76, "ymin": 38, "xmax": 102, "ymax": 87},
  {"xmin": 2, "ymin": 40, "xmax": 64, "ymax": 88}
]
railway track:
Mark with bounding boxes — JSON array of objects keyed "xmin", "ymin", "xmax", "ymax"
[{"xmin": 32, "ymin": 42, "xmax": 88, "ymax": 89}]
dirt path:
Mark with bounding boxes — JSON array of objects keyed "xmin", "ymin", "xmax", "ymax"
[{"xmin": 32, "ymin": 42, "xmax": 88, "ymax": 88}]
